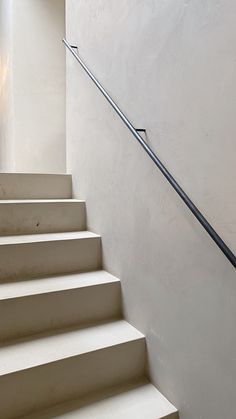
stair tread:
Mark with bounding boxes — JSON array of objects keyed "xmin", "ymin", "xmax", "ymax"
[
  {"xmin": 0, "ymin": 230, "xmax": 99, "ymax": 245},
  {"xmin": 0, "ymin": 270, "xmax": 119, "ymax": 300},
  {"xmin": 0, "ymin": 199, "xmax": 84, "ymax": 204},
  {"xmin": 0, "ymin": 172, "xmax": 71, "ymax": 175},
  {"xmin": 24, "ymin": 379, "xmax": 178, "ymax": 419},
  {"xmin": 0, "ymin": 320, "xmax": 144, "ymax": 376}
]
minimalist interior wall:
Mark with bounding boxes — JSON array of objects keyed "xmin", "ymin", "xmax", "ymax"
[
  {"xmin": 0, "ymin": 0, "xmax": 14, "ymax": 171},
  {"xmin": 66, "ymin": 2, "xmax": 236, "ymax": 419},
  {"xmin": 0, "ymin": 0, "xmax": 66, "ymax": 173}
]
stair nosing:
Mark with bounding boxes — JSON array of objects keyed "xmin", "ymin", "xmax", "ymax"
[
  {"xmin": 0, "ymin": 199, "xmax": 85, "ymax": 204},
  {"xmin": 0, "ymin": 172, "xmax": 72, "ymax": 176},
  {"xmin": 0, "ymin": 231, "xmax": 100, "ymax": 246}
]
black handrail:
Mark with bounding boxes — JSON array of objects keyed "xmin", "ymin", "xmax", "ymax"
[{"xmin": 63, "ymin": 37, "xmax": 236, "ymax": 268}]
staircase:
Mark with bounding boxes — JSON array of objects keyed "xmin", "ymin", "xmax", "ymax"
[{"xmin": 0, "ymin": 173, "xmax": 178, "ymax": 418}]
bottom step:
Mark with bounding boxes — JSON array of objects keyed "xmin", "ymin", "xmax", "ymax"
[{"xmin": 23, "ymin": 379, "xmax": 178, "ymax": 419}]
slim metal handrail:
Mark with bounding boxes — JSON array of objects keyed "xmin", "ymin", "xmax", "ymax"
[{"xmin": 63, "ymin": 37, "xmax": 236, "ymax": 268}]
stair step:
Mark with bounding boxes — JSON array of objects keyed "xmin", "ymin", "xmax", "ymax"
[
  {"xmin": 0, "ymin": 172, "xmax": 178, "ymax": 419},
  {"xmin": 0, "ymin": 271, "xmax": 121, "ymax": 341},
  {"xmin": 0, "ymin": 321, "xmax": 146, "ymax": 418},
  {"xmin": 23, "ymin": 379, "xmax": 178, "ymax": 419},
  {"xmin": 0, "ymin": 173, "xmax": 72, "ymax": 199},
  {"xmin": 0, "ymin": 199, "xmax": 86, "ymax": 235},
  {"xmin": 0, "ymin": 231, "xmax": 101, "ymax": 281}
]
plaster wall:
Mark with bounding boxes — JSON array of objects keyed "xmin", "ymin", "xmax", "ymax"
[
  {"xmin": 0, "ymin": 0, "xmax": 14, "ymax": 170},
  {"xmin": 66, "ymin": 1, "xmax": 236, "ymax": 419},
  {"xmin": 0, "ymin": 0, "xmax": 66, "ymax": 173}
]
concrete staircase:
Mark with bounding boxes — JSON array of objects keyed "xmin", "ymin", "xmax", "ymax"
[{"xmin": 0, "ymin": 173, "xmax": 178, "ymax": 418}]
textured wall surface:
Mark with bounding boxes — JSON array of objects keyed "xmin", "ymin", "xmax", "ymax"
[
  {"xmin": 66, "ymin": 1, "xmax": 236, "ymax": 418},
  {"xmin": 0, "ymin": 0, "xmax": 66, "ymax": 173}
]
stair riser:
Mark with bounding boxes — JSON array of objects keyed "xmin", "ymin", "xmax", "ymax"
[
  {"xmin": 0, "ymin": 202, "xmax": 86, "ymax": 235},
  {"xmin": 0, "ymin": 238, "xmax": 101, "ymax": 281},
  {"xmin": 0, "ymin": 174, "xmax": 72, "ymax": 199},
  {"xmin": 0, "ymin": 339, "xmax": 146, "ymax": 419},
  {"xmin": 0, "ymin": 282, "xmax": 121, "ymax": 341}
]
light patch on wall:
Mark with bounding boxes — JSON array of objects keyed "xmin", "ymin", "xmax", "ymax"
[{"xmin": 0, "ymin": 59, "xmax": 10, "ymax": 94}]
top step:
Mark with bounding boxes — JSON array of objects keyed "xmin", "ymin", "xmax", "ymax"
[{"xmin": 0, "ymin": 173, "xmax": 72, "ymax": 199}]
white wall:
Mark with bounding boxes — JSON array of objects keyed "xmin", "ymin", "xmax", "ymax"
[
  {"xmin": 0, "ymin": 0, "xmax": 66, "ymax": 173},
  {"xmin": 0, "ymin": 0, "xmax": 14, "ymax": 170},
  {"xmin": 66, "ymin": 1, "xmax": 236, "ymax": 419}
]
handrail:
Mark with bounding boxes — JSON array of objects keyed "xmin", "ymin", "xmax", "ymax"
[{"xmin": 63, "ymin": 37, "xmax": 236, "ymax": 268}]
